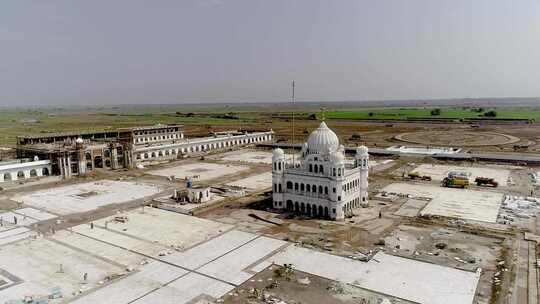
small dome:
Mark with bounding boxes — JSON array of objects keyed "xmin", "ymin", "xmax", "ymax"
[
  {"xmin": 330, "ymin": 151, "xmax": 345, "ymax": 164},
  {"xmin": 75, "ymin": 137, "xmax": 84, "ymax": 144},
  {"xmin": 356, "ymin": 145, "xmax": 368, "ymax": 155},
  {"xmin": 272, "ymin": 148, "xmax": 285, "ymax": 160},
  {"xmin": 307, "ymin": 121, "xmax": 339, "ymax": 154}
]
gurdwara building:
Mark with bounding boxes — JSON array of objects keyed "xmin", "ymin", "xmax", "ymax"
[{"xmin": 272, "ymin": 121, "xmax": 369, "ymax": 220}]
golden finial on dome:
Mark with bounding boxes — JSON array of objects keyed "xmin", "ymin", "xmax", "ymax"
[{"xmin": 320, "ymin": 107, "xmax": 326, "ymax": 121}]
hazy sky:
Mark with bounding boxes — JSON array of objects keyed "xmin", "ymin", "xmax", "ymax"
[{"xmin": 1, "ymin": 0, "xmax": 539, "ymax": 106}]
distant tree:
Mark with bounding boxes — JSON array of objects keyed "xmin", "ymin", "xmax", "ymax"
[
  {"xmin": 483, "ymin": 110, "xmax": 497, "ymax": 117},
  {"xmin": 307, "ymin": 113, "xmax": 317, "ymax": 120},
  {"xmin": 368, "ymin": 112, "xmax": 374, "ymax": 117},
  {"xmin": 430, "ymin": 108, "xmax": 441, "ymax": 116},
  {"xmin": 351, "ymin": 133, "xmax": 362, "ymax": 140},
  {"xmin": 186, "ymin": 112, "xmax": 194, "ymax": 117}
]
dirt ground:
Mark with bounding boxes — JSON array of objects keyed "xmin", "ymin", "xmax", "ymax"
[{"xmin": 220, "ymin": 265, "xmax": 412, "ymax": 304}]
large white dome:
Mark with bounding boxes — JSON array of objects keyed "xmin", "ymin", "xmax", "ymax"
[{"xmin": 307, "ymin": 121, "xmax": 339, "ymax": 154}]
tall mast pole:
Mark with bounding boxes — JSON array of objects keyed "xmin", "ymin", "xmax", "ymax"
[{"xmin": 291, "ymin": 80, "xmax": 295, "ymax": 167}]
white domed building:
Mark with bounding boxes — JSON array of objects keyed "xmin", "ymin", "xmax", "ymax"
[{"xmin": 272, "ymin": 121, "xmax": 369, "ymax": 220}]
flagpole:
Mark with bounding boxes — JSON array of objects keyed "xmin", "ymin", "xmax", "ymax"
[{"xmin": 291, "ymin": 80, "xmax": 295, "ymax": 168}]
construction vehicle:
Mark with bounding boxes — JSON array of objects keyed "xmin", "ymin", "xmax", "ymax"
[
  {"xmin": 442, "ymin": 176, "xmax": 469, "ymax": 188},
  {"xmin": 407, "ymin": 172, "xmax": 432, "ymax": 181},
  {"xmin": 475, "ymin": 177, "xmax": 498, "ymax": 187}
]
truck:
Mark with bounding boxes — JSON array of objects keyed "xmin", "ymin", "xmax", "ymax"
[
  {"xmin": 475, "ymin": 177, "xmax": 498, "ymax": 187},
  {"xmin": 442, "ymin": 176, "xmax": 469, "ymax": 188},
  {"xmin": 407, "ymin": 172, "xmax": 432, "ymax": 181}
]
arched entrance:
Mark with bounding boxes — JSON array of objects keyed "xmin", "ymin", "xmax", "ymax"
[
  {"xmin": 3, "ymin": 172, "xmax": 12, "ymax": 181},
  {"xmin": 286, "ymin": 200, "xmax": 293, "ymax": 211},
  {"xmin": 42, "ymin": 168, "xmax": 49, "ymax": 176},
  {"xmin": 94, "ymin": 156, "xmax": 103, "ymax": 168},
  {"xmin": 29, "ymin": 169, "xmax": 37, "ymax": 177}
]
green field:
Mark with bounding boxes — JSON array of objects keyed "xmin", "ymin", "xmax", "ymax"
[
  {"xmin": 322, "ymin": 107, "xmax": 540, "ymax": 120},
  {"xmin": 1, "ymin": 104, "xmax": 539, "ymax": 147}
]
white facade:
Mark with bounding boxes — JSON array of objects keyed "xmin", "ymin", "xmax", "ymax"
[
  {"xmin": 0, "ymin": 158, "xmax": 52, "ymax": 183},
  {"xmin": 134, "ymin": 131, "xmax": 274, "ymax": 164},
  {"xmin": 272, "ymin": 122, "xmax": 369, "ymax": 220}
]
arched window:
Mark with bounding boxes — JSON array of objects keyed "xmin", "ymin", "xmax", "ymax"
[
  {"xmin": 287, "ymin": 181, "xmax": 293, "ymax": 189},
  {"xmin": 274, "ymin": 183, "xmax": 277, "ymax": 192},
  {"xmin": 319, "ymin": 165, "xmax": 323, "ymax": 174},
  {"xmin": 306, "ymin": 184, "xmax": 310, "ymax": 192},
  {"xmin": 278, "ymin": 163, "xmax": 281, "ymax": 170},
  {"xmin": 273, "ymin": 163, "xmax": 276, "ymax": 170},
  {"xmin": 309, "ymin": 164, "xmax": 312, "ymax": 172},
  {"xmin": 324, "ymin": 186, "xmax": 328, "ymax": 195},
  {"xmin": 278, "ymin": 184, "xmax": 282, "ymax": 192},
  {"xmin": 312, "ymin": 185, "xmax": 317, "ymax": 192},
  {"xmin": 294, "ymin": 183, "xmax": 299, "ymax": 191},
  {"xmin": 338, "ymin": 168, "xmax": 341, "ymax": 176},
  {"xmin": 333, "ymin": 168, "xmax": 336, "ymax": 176},
  {"xmin": 314, "ymin": 165, "xmax": 318, "ymax": 173},
  {"xmin": 300, "ymin": 183, "xmax": 304, "ymax": 191},
  {"xmin": 318, "ymin": 185, "xmax": 323, "ymax": 194}
]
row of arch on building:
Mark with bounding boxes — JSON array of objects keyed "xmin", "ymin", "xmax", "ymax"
[
  {"xmin": 134, "ymin": 133, "xmax": 182, "ymax": 143},
  {"xmin": 136, "ymin": 134, "xmax": 272, "ymax": 161},
  {"xmin": 274, "ymin": 199, "xmax": 334, "ymax": 218},
  {"xmin": 344, "ymin": 197, "xmax": 364, "ymax": 212},
  {"xmin": 283, "ymin": 181, "xmax": 335, "ymax": 197},
  {"xmin": 342, "ymin": 178, "xmax": 361, "ymax": 193},
  {"xmin": 1, "ymin": 167, "xmax": 50, "ymax": 182}
]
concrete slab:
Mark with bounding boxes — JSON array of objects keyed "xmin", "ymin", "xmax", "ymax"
[
  {"xmin": 387, "ymin": 145, "xmax": 461, "ymax": 155},
  {"xmin": 162, "ymin": 230, "xmax": 258, "ymax": 269},
  {"xmin": 217, "ymin": 150, "xmax": 296, "ymax": 164},
  {"xmin": 0, "ymin": 212, "xmax": 37, "ymax": 227},
  {"xmin": 12, "ymin": 207, "xmax": 57, "ymax": 221},
  {"xmin": 394, "ymin": 199, "xmax": 428, "ymax": 217},
  {"xmin": 198, "ymin": 236, "xmax": 287, "ymax": 285},
  {"xmin": 225, "ymin": 172, "xmax": 272, "ymax": 191},
  {"xmin": 12, "ymin": 180, "xmax": 161, "ymax": 215},
  {"xmin": 267, "ymin": 245, "xmax": 480, "ymax": 304},
  {"xmin": 132, "ymin": 272, "xmax": 235, "ymax": 304},
  {"xmin": 71, "ymin": 262, "xmax": 188, "ymax": 304},
  {"xmin": 412, "ymin": 164, "xmax": 510, "ymax": 186},
  {"xmin": 148, "ymin": 163, "xmax": 250, "ymax": 181},
  {"xmin": 72, "ymin": 224, "xmax": 169, "ymax": 257},
  {"xmin": 381, "ymin": 183, "xmax": 504, "ymax": 223},
  {"xmin": 0, "ymin": 227, "xmax": 33, "ymax": 246},
  {"xmin": 51, "ymin": 230, "xmax": 147, "ymax": 269},
  {"xmin": 0, "ymin": 237, "xmax": 125, "ymax": 303},
  {"xmin": 91, "ymin": 208, "xmax": 232, "ymax": 251}
]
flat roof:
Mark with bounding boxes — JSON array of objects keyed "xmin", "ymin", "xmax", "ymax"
[{"xmin": 17, "ymin": 124, "xmax": 184, "ymax": 140}]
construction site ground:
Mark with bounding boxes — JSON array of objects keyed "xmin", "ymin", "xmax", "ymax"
[{"xmin": 0, "ymin": 145, "xmax": 539, "ymax": 304}]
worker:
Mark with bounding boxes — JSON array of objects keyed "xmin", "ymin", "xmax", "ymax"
[
  {"xmin": 13, "ymin": 216, "xmax": 17, "ymax": 225},
  {"xmin": 83, "ymin": 272, "xmax": 88, "ymax": 281},
  {"xmin": 90, "ymin": 222, "xmax": 94, "ymax": 229},
  {"xmin": 378, "ymin": 211, "xmax": 382, "ymax": 219}
]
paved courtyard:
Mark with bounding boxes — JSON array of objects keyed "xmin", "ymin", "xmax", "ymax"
[
  {"xmin": 12, "ymin": 181, "xmax": 162, "ymax": 215},
  {"xmin": 0, "ymin": 209, "xmax": 482, "ymax": 304},
  {"xmin": 382, "ymin": 183, "xmax": 504, "ymax": 223},
  {"xmin": 148, "ymin": 162, "xmax": 250, "ymax": 181}
]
